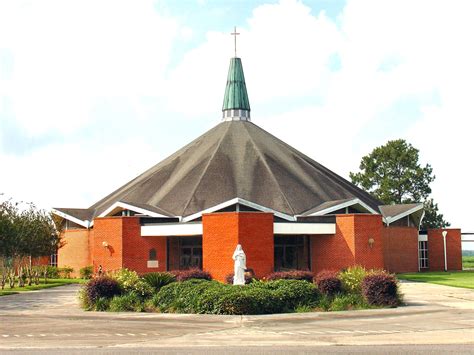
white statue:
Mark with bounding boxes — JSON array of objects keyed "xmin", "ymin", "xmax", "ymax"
[{"xmin": 232, "ymin": 244, "xmax": 246, "ymax": 285}]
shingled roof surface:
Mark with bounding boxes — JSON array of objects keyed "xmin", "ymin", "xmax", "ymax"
[{"xmin": 87, "ymin": 120, "xmax": 382, "ymax": 219}]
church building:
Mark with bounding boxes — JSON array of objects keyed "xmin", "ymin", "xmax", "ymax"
[{"xmin": 52, "ymin": 53, "xmax": 462, "ymax": 280}]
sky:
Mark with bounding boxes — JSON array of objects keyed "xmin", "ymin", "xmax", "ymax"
[{"xmin": 0, "ymin": 0, "xmax": 473, "ymax": 248}]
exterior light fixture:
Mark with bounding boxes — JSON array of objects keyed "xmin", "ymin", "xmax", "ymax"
[
  {"xmin": 368, "ymin": 238, "xmax": 375, "ymax": 248},
  {"xmin": 102, "ymin": 241, "xmax": 109, "ymax": 248},
  {"xmin": 442, "ymin": 231, "xmax": 448, "ymax": 271}
]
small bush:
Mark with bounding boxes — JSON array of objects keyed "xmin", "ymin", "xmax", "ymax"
[
  {"xmin": 46, "ymin": 266, "xmax": 59, "ymax": 279},
  {"xmin": 330, "ymin": 293, "xmax": 368, "ymax": 311},
  {"xmin": 265, "ymin": 270, "xmax": 314, "ymax": 283},
  {"xmin": 315, "ymin": 270, "xmax": 342, "ymax": 296},
  {"xmin": 142, "ymin": 272, "xmax": 176, "ymax": 291},
  {"xmin": 59, "ymin": 266, "xmax": 74, "ymax": 279},
  {"xmin": 95, "ymin": 297, "xmax": 111, "ymax": 311},
  {"xmin": 111, "ymin": 268, "xmax": 153, "ymax": 298},
  {"xmin": 80, "ymin": 266, "xmax": 94, "ymax": 280},
  {"xmin": 171, "ymin": 268, "xmax": 212, "ymax": 282},
  {"xmin": 339, "ymin": 266, "xmax": 367, "ymax": 294},
  {"xmin": 85, "ymin": 276, "xmax": 121, "ymax": 305},
  {"xmin": 109, "ymin": 292, "xmax": 144, "ymax": 312},
  {"xmin": 362, "ymin": 272, "xmax": 399, "ymax": 307},
  {"xmin": 224, "ymin": 272, "xmax": 255, "ymax": 285}
]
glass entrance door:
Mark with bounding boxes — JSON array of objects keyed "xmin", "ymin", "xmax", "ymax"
[{"xmin": 179, "ymin": 237, "xmax": 202, "ymax": 269}]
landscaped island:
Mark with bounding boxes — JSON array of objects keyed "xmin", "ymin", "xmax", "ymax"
[{"xmin": 79, "ymin": 267, "xmax": 402, "ymax": 315}]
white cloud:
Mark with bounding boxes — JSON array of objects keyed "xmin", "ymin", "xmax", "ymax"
[{"xmin": 0, "ymin": 0, "xmax": 180, "ymax": 136}]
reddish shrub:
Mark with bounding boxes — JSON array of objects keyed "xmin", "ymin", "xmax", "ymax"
[
  {"xmin": 362, "ymin": 272, "xmax": 399, "ymax": 307},
  {"xmin": 315, "ymin": 270, "xmax": 342, "ymax": 296},
  {"xmin": 266, "ymin": 270, "xmax": 314, "ymax": 283},
  {"xmin": 85, "ymin": 276, "xmax": 121, "ymax": 303},
  {"xmin": 171, "ymin": 268, "xmax": 212, "ymax": 282}
]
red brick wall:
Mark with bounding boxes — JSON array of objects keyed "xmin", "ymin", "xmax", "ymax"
[
  {"xmin": 237, "ymin": 213, "xmax": 274, "ymax": 280},
  {"xmin": 311, "ymin": 214, "xmax": 384, "ymax": 273},
  {"xmin": 382, "ymin": 226, "xmax": 419, "ymax": 273},
  {"xmin": 353, "ymin": 214, "xmax": 384, "ymax": 269},
  {"xmin": 311, "ymin": 215, "xmax": 355, "ymax": 272},
  {"xmin": 122, "ymin": 217, "xmax": 167, "ymax": 274},
  {"xmin": 58, "ymin": 229, "xmax": 92, "ymax": 277},
  {"xmin": 427, "ymin": 229, "xmax": 462, "ymax": 271},
  {"xmin": 202, "ymin": 213, "xmax": 239, "ymax": 281},
  {"xmin": 92, "ymin": 217, "xmax": 123, "ymax": 274},
  {"xmin": 202, "ymin": 212, "xmax": 274, "ymax": 282}
]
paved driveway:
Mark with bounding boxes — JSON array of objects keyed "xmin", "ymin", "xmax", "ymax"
[{"xmin": 0, "ymin": 281, "xmax": 473, "ymax": 353}]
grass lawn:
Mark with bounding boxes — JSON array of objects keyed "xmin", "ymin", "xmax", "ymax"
[
  {"xmin": 463, "ymin": 256, "xmax": 474, "ymax": 269},
  {"xmin": 397, "ymin": 271, "xmax": 474, "ymax": 289},
  {"xmin": 0, "ymin": 278, "xmax": 86, "ymax": 296}
]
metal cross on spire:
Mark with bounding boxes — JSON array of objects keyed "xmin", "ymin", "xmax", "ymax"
[{"xmin": 231, "ymin": 26, "xmax": 240, "ymax": 57}]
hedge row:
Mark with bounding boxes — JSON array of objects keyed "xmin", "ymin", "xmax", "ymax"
[
  {"xmin": 80, "ymin": 267, "xmax": 402, "ymax": 313},
  {"xmin": 150, "ymin": 279, "xmax": 319, "ymax": 315}
]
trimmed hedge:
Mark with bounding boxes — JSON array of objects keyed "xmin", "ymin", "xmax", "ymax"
[
  {"xmin": 171, "ymin": 268, "xmax": 212, "ymax": 282},
  {"xmin": 362, "ymin": 272, "xmax": 399, "ymax": 307},
  {"xmin": 151, "ymin": 279, "xmax": 319, "ymax": 315},
  {"xmin": 315, "ymin": 270, "xmax": 342, "ymax": 296},
  {"xmin": 265, "ymin": 270, "xmax": 314, "ymax": 282}
]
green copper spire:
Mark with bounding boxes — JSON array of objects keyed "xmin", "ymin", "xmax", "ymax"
[{"xmin": 222, "ymin": 57, "xmax": 251, "ymax": 121}]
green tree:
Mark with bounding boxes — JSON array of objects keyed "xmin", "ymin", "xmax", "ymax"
[
  {"xmin": 0, "ymin": 197, "xmax": 62, "ymax": 266},
  {"xmin": 350, "ymin": 139, "xmax": 449, "ymax": 228},
  {"xmin": 421, "ymin": 198, "xmax": 450, "ymax": 229}
]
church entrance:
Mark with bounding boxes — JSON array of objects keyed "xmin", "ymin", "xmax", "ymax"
[
  {"xmin": 274, "ymin": 235, "xmax": 310, "ymax": 271},
  {"xmin": 167, "ymin": 236, "xmax": 203, "ymax": 270}
]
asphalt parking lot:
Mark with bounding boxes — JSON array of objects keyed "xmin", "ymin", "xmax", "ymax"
[{"xmin": 0, "ymin": 281, "xmax": 473, "ymax": 353}]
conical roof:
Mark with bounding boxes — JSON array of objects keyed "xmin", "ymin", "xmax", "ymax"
[
  {"xmin": 88, "ymin": 120, "xmax": 382, "ymax": 219},
  {"xmin": 222, "ymin": 58, "xmax": 250, "ymax": 112}
]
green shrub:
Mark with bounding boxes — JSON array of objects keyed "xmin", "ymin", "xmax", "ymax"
[
  {"xmin": 330, "ymin": 293, "xmax": 368, "ymax": 311},
  {"xmin": 152, "ymin": 279, "xmax": 319, "ymax": 315},
  {"xmin": 46, "ymin": 266, "xmax": 59, "ymax": 279},
  {"xmin": 80, "ymin": 266, "xmax": 94, "ymax": 280},
  {"xmin": 142, "ymin": 272, "xmax": 176, "ymax": 291},
  {"xmin": 111, "ymin": 268, "xmax": 153, "ymax": 298},
  {"xmin": 95, "ymin": 297, "xmax": 111, "ymax": 311},
  {"xmin": 340, "ymin": 266, "xmax": 367, "ymax": 294},
  {"xmin": 362, "ymin": 272, "xmax": 399, "ymax": 307},
  {"xmin": 152, "ymin": 279, "xmax": 219, "ymax": 313},
  {"xmin": 59, "ymin": 266, "xmax": 74, "ymax": 279},
  {"xmin": 109, "ymin": 292, "xmax": 144, "ymax": 312}
]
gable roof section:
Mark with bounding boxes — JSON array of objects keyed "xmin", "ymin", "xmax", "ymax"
[{"xmin": 379, "ymin": 203, "xmax": 424, "ymax": 226}]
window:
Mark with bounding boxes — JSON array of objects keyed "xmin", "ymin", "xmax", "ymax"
[
  {"xmin": 274, "ymin": 236, "xmax": 309, "ymax": 271},
  {"xmin": 419, "ymin": 241, "xmax": 428, "ymax": 269},
  {"xmin": 149, "ymin": 248, "xmax": 157, "ymax": 261},
  {"xmin": 50, "ymin": 252, "xmax": 58, "ymax": 267},
  {"xmin": 179, "ymin": 237, "xmax": 202, "ymax": 270}
]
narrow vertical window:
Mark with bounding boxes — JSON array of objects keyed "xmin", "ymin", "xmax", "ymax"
[{"xmin": 149, "ymin": 248, "xmax": 157, "ymax": 261}]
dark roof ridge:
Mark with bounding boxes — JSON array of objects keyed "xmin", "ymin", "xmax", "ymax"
[
  {"xmin": 242, "ymin": 122, "xmax": 296, "ymax": 215},
  {"xmin": 179, "ymin": 122, "xmax": 234, "ymax": 217}
]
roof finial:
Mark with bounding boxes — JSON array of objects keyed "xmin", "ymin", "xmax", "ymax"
[{"xmin": 231, "ymin": 26, "xmax": 240, "ymax": 58}]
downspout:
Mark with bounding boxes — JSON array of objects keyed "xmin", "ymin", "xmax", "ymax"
[{"xmin": 442, "ymin": 230, "xmax": 448, "ymax": 272}]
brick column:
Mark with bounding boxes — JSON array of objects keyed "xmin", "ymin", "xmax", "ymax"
[
  {"xmin": 427, "ymin": 229, "xmax": 462, "ymax": 271},
  {"xmin": 202, "ymin": 212, "xmax": 274, "ymax": 282}
]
